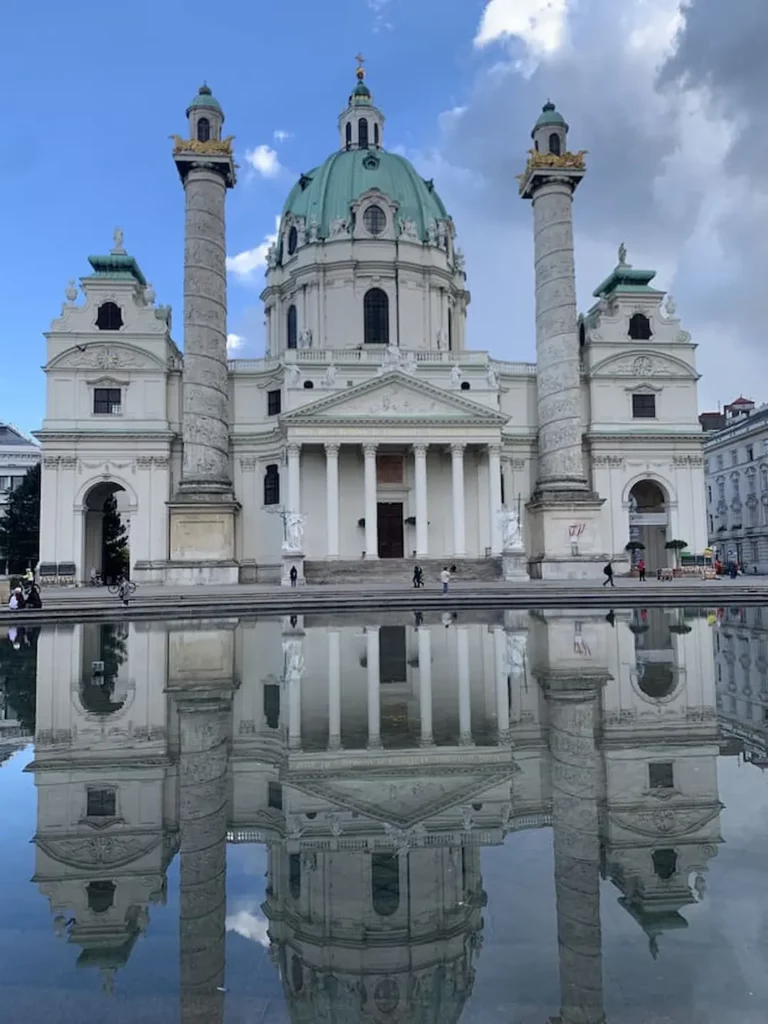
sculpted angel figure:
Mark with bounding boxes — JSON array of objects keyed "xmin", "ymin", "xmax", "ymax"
[{"xmin": 283, "ymin": 510, "xmax": 305, "ymax": 553}]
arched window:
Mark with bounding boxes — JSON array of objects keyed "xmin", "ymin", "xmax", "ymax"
[
  {"xmin": 197, "ymin": 117, "xmax": 210, "ymax": 142},
  {"xmin": 534, "ymin": 139, "xmax": 539, "ymax": 152},
  {"xmin": 95, "ymin": 301, "xmax": 123, "ymax": 331},
  {"xmin": 548, "ymin": 133, "xmax": 561, "ymax": 156},
  {"xmin": 287, "ymin": 226, "xmax": 298, "ymax": 256},
  {"xmin": 345, "ymin": 122, "xmax": 352, "ymax": 150},
  {"xmin": 448, "ymin": 310, "xmax": 453, "ymax": 350},
  {"xmin": 363, "ymin": 204, "xmax": 386, "ymax": 235},
  {"xmin": 371, "ymin": 853, "xmax": 400, "ymax": 916},
  {"xmin": 579, "ymin": 321, "xmax": 586, "ymax": 348},
  {"xmin": 358, "ymin": 117, "xmax": 369, "ymax": 148},
  {"xmin": 364, "ymin": 287, "xmax": 389, "ymax": 344},
  {"xmin": 287, "ymin": 304, "xmax": 297, "ymax": 348},
  {"xmin": 628, "ymin": 313, "xmax": 653, "ymax": 340},
  {"xmin": 289, "ymin": 853, "xmax": 301, "ymax": 900},
  {"xmin": 374, "ymin": 123, "xmax": 380, "ymax": 147},
  {"xmin": 652, "ymin": 849, "xmax": 677, "ymax": 880},
  {"xmin": 291, "ymin": 955, "xmax": 303, "ymax": 993},
  {"xmin": 264, "ymin": 464, "xmax": 280, "ymax": 506}
]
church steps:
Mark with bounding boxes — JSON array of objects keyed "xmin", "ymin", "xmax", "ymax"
[{"xmin": 303, "ymin": 557, "xmax": 503, "ymax": 585}]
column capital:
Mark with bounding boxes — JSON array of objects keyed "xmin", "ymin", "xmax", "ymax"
[
  {"xmin": 286, "ymin": 442, "xmax": 302, "ymax": 457},
  {"xmin": 450, "ymin": 442, "xmax": 466, "ymax": 456},
  {"xmin": 324, "ymin": 442, "xmax": 340, "ymax": 457},
  {"xmin": 362, "ymin": 443, "xmax": 378, "ymax": 458},
  {"xmin": 487, "ymin": 444, "xmax": 502, "ymax": 458},
  {"xmin": 412, "ymin": 443, "xmax": 429, "ymax": 457}
]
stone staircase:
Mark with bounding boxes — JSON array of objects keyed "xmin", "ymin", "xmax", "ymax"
[{"xmin": 304, "ymin": 557, "xmax": 503, "ymax": 585}]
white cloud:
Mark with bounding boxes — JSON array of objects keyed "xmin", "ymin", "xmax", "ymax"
[
  {"xmin": 226, "ymin": 909, "xmax": 270, "ymax": 947},
  {"xmin": 368, "ymin": 0, "xmax": 393, "ymax": 32},
  {"xmin": 474, "ymin": 0, "xmax": 574, "ymax": 58},
  {"xmin": 226, "ymin": 333, "xmax": 245, "ymax": 353},
  {"xmin": 226, "ymin": 215, "xmax": 280, "ymax": 283},
  {"xmin": 273, "ymin": 129, "xmax": 293, "ymax": 143},
  {"xmin": 245, "ymin": 144, "xmax": 282, "ymax": 178}
]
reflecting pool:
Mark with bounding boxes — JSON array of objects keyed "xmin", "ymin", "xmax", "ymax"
[{"xmin": 0, "ymin": 607, "xmax": 767, "ymax": 1023}]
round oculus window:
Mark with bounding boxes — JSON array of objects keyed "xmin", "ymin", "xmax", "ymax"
[{"xmin": 363, "ymin": 204, "xmax": 386, "ymax": 236}]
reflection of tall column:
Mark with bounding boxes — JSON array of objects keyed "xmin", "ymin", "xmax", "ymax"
[
  {"xmin": 418, "ymin": 626, "xmax": 433, "ymax": 746},
  {"xmin": 366, "ymin": 627, "xmax": 381, "ymax": 748},
  {"xmin": 457, "ymin": 625, "xmax": 473, "ymax": 745},
  {"xmin": 544, "ymin": 677, "xmax": 606, "ymax": 1024},
  {"xmin": 176, "ymin": 692, "xmax": 232, "ymax": 1024},
  {"xmin": 363, "ymin": 444, "xmax": 378, "ymax": 559},
  {"xmin": 328, "ymin": 629, "xmax": 341, "ymax": 750},
  {"xmin": 493, "ymin": 626, "xmax": 510, "ymax": 745}
]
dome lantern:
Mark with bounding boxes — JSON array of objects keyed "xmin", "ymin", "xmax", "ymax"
[
  {"xmin": 186, "ymin": 82, "xmax": 224, "ymax": 144},
  {"xmin": 530, "ymin": 100, "xmax": 569, "ymax": 158},
  {"xmin": 338, "ymin": 55, "xmax": 385, "ymax": 152}
]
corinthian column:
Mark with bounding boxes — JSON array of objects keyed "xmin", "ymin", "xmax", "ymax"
[
  {"xmin": 413, "ymin": 443, "xmax": 429, "ymax": 557},
  {"xmin": 543, "ymin": 676, "xmax": 606, "ymax": 1024},
  {"xmin": 175, "ymin": 691, "xmax": 233, "ymax": 1024}
]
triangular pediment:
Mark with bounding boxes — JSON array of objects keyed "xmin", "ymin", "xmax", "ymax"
[
  {"xmin": 288, "ymin": 767, "xmax": 515, "ymax": 827},
  {"xmin": 282, "ymin": 371, "xmax": 508, "ymax": 425}
]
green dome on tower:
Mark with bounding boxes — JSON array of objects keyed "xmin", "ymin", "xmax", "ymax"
[
  {"xmin": 186, "ymin": 82, "xmax": 223, "ymax": 117},
  {"xmin": 531, "ymin": 100, "xmax": 567, "ymax": 136},
  {"xmin": 280, "ymin": 149, "xmax": 450, "ymax": 247}
]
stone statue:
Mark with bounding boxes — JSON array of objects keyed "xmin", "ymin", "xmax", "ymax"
[
  {"xmin": 330, "ymin": 218, "xmax": 348, "ymax": 238},
  {"xmin": 282, "ymin": 637, "xmax": 305, "ymax": 677},
  {"xmin": 296, "ymin": 218, "xmax": 307, "ymax": 246},
  {"xmin": 323, "ymin": 363, "xmax": 337, "ymax": 387},
  {"xmin": 283, "ymin": 510, "xmax": 305, "ymax": 553},
  {"xmin": 664, "ymin": 293, "xmax": 676, "ymax": 317},
  {"xmin": 308, "ymin": 218, "xmax": 320, "ymax": 243},
  {"xmin": 65, "ymin": 279, "xmax": 78, "ymax": 304},
  {"xmin": 486, "ymin": 362, "xmax": 499, "ymax": 388},
  {"xmin": 499, "ymin": 507, "xmax": 523, "ymax": 550},
  {"xmin": 266, "ymin": 242, "xmax": 278, "ymax": 269},
  {"xmin": 454, "ymin": 247, "xmax": 466, "ymax": 273},
  {"xmin": 450, "ymin": 363, "xmax": 462, "ymax": 387},
  {"xmin": 399, "ymin": 217, "xmax": 419, "ymax": 241},
  {"xmin": 379, "ymin": 344, "xmax": 402, "ymax": 373},
  {"xmin": 436, "ymin": 327, "xmax": 447, "ymax": 348},
  {"xmin": 505, "ymin": 632, "xmax": 527, "ymax": 676},
  {"xmin": 285, "ymin": 364, "xmax": 301, "ymax": 387},
  {"xmin": 618, "ymin": 241, "xmax": 627, "ymax": 266},
  {"xmin": 437, "ymin": 220, "xmax": 448, "ymax": 249},
  {"xmin": 112, "ymin": 227, "xmax": 124, "ymax": 252},
  {"xmin": 144, "ymin": 282, "xmax": 156, "ymax": 305},
  {"xmin": 426, "ymin": 219, "xmax": 438, "ymax": 246},
  {"xmin": 298, "ymin": 327, "xmax": 313, "ymax": 348},
  {"xmin": 402, "ymin": 350, "xmax": 418, "ymax": 375}
]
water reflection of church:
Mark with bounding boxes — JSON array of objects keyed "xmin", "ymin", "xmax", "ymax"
[{"xmin": 27, "ymin": 608, "xmax": 724, "ymax": 1020}]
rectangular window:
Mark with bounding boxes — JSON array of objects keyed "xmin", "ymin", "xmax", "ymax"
[
  {"xmin": 87, "ymin": 787, "xmax": 116, "ymax": 817},
  {"xmin": 708, "ymin": 515, "xmax": 714, "ymax": 533},
  {"xmin": 747, "ymin": 445, "xmax": 754, "ymax": 461},
  {"xmin": 263, "ymin": 465, "xmax": 280, "ymax": 506},
  {"xmin": 751, "ymin": 540, "xmax": 759, "ymax": 561},
  {"xmin": 267, "ymin": 389, "xmax": 282, "ymax": 416},
  {"xmin": 632, "ymin": 393, "xmax": 656, "ymax": 418},
  {"xmin": 268, "ymin": 782, "xmax": 283, "ymax": 810},
  {"xmin": 0, "ymin": 476, "xmax": 10, "ymax": 491},
  {"xmin": 93, "ymin": 387, "xmax": 122, "ymax": 415},
  {"xmin": 707, "ymin": 486, "xmax": 712, "ymax": 503},
  {"xmin": 649, "ymin": 762, "xmax": 674, "ymax": 789},
  {"xmin": 263, "ymin": 684, "xmax": 280, "ymax": 729}
]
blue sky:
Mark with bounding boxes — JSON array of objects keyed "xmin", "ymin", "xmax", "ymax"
[{"xmin": 5, "ymin": 0, "xmax": 764, "ymax": 435}]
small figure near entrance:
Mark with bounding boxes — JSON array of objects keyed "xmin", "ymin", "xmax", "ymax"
[
  {"xmin": 289, "ymin": 564, "xmax": 298, "ymax": 587},
  {"xmin": 440, "ymin": 567, "xmax": 451, "ymax": 594},
  {"xmin": 602, "ymin": 562, "xmax": 615, "ymax": 587},
  {"xmin": 412, "ymin": 565, "xmax": 424, "ymax": 588},
  {"xmin": 637, "ymin": 558, "xmax": 646, "ymax": 582}
]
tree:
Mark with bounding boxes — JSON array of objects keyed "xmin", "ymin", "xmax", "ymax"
[
  {"xmin": 102, "ymin": 493, "xmax": 129, "ymax": 581},
  {"xmin": 0, "ymin": 463, "xmax": 40, "ymax": 575},
  {"xmin": 665, "ymin": 539, "xmax": 688, "ymax": 569},
  {"xmin": 0, "ymin": 626, "xmax": 41, "ymax": 733}
]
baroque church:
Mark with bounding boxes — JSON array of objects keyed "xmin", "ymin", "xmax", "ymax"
[{"xmin": 36, "ymin": 65, "xmax": 707, "ymax": 585}]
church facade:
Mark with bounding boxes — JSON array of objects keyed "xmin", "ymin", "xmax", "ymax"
[{"xmin": 37, "ymin": 69, "xmax": 707, "ymax": 585}]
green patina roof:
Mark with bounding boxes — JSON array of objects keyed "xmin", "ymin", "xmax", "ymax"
[
  {"xmin": 592, "ymin": 264, "xmax": 662, "ymax": 299},
  {"xmin": 280, "ymin": 148, "xmax": 450, "ymax": 247},
  {"xmin": 86, "ymin": 253, "xmax": 147, "ymax": 287},
  {"xmin": 186, "ymin": 83, "xmax": 223, "ymax": 118},
  {"xmin": 532, "ymin": 100, "xmax": 567, "ymax": 136}
]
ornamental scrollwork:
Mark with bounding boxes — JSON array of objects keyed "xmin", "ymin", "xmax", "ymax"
[{"xmin": 169, "ymin": 135, "xmax": 235, "ymax": 156}]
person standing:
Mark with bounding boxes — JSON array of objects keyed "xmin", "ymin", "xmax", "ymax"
[
  {"xmin": 637, "ymin": 558, "xmax": 646, "ymax": 582},
  {"xmin": 412, "ymin": 565, "xmax": 423, "ymax": 588},
  {"xmin": 440, "ymin": 567, "xmax": 451, "ymax": 594},
  {"xmin": 602, "ymin": 562, "xmax": 615, "ymax": 587},
  {"xmin": 289, "ymin": 565, "xmax": 298, "ymax": 588}
]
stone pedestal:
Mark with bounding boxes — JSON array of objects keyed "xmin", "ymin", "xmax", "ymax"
[
  {"xmin": 281, "ymin": 551, "xmax": 306, "ymax": 587},
  {"xmin": 502, "ymin": 548, "xmax": 529, "ymax": 581},
  {"xmin": 525, "ymin": 497, "xmax": 606, "ymax": 580},
  {"xmin": 166, "ymin": 501, "xmax": 240, "ymax": 585}
]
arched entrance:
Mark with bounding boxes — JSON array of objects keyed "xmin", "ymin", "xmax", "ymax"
[
  {"xmin": 83, "ymin": 482, "xmax": 131, "ymax": 583},
  {"xmin": 79, "ymin": 623, "xmax": 130, "ymax": 713},
  {"xmin": 628, "ymin": 480, "xmax": 668, "ymax": 572}
]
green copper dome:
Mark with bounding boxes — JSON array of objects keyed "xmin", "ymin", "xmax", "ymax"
[
  {"xmin": 186, "ymin": 83, "xmax": 223, "ymax": 117},
  {"xmin": 279, "ymin": 148, "xmax": 450, "ymax": 247},
  {"xmin": 531, "ymin": 100, "xmax": 567, "ymax": 136}
]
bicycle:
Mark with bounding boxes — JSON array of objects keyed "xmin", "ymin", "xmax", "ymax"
[{"xmin": 108, "ymin": 577, "xmax": 137, "ymax": 596}]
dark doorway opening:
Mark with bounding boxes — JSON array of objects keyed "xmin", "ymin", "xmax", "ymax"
[{"xmin": 377, "ymin": 502, "xmax": 404, "ymax": 558}]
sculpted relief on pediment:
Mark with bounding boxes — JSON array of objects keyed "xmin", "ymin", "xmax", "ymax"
[{"xmin": 49, "ymin": 345, "xmax": 164, "ymax": 372}]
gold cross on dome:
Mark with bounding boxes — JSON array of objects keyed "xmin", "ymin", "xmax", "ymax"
[{"xmin": 356, "ymin": 52, "xmax": 365, "ymax": 67}]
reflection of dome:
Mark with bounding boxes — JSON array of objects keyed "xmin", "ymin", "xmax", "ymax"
[
  {"xmin": 637, "ymin": 661, "xmax": 676, "ymax": 699},
  {"xmin": 280, "ymin": 149, "xmax": 450, "ymax": 245}
]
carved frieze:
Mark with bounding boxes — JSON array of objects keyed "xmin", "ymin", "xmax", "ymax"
[{"xmin": 673, "ymin": 455, "xmax": 704, "ymax": 467}]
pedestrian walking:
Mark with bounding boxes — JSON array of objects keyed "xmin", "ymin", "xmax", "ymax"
[
  {"xmin": 118, "ymin": 578, "xmax": 131, "ymax": 606},
  {"xmin": 637, "ymin": 558, "xmax": 646, "ymax": 582},
  {"xmin": 440, "ymin": 567, "xmax": 451, "ymax": 594},
  {"xmin": 289, "ymin": 565, "xmax": 298, "ymax": 587},
  {"xmin": 602, "ymin": 562, "xmax": 615, "ymax": 587},
  {"xmin": 412, "ymin": 565, "xmax": 424, "ymax": 588}
]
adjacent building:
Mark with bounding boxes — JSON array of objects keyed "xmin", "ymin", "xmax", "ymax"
[
  {"xmin": 0, "ymin": 422, "xmax": 41, "ymax": 574},
  {"xmin": 701, "ymin": 396, "xmax": 768, "ymax": 570}
]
